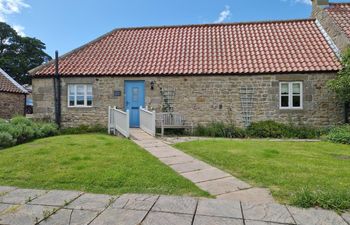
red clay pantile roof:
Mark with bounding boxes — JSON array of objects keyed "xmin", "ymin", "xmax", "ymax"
[
  {"xmin": 0, "ymin": 69, "xmax": 28, "ymax": 94},
  {"xmin": 326, "ymin": 3, "xmax": 350, "ymax": 39},
  {"xmin": 31, "ymin": 19, "xmax": 341, "ymax": 77}
]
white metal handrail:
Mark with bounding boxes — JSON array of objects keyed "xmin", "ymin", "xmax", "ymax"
[
  {"xmin": 140, "ymin": 106, "xmax": 156, "ymax": 136},
  {"xmin": 108, "ymin": 106, "xmax": 130, "ymax": 138}
]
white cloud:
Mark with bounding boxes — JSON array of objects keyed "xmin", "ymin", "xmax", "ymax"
[
  {"xmin": 215, "ymin": 5, "xmax": 231, "ymax": 23},
  {"xmin": 0, "ymin": 0, "xmax": 29, "ymax": 36},
  {"xmin": 282, "ymin": 0, "xmax": 312, "ymax": 5},
  {"xmin": 13, "ymin": 24, "xmax": 25, "ymax": 36}
]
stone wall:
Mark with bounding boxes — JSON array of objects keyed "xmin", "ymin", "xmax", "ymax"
[
  {"xmin": 32, "ymin": 73, "xmax": 344, "ymax": 128},
  {"xmin": 0, "ymin": 92, "xmax": 25, "ymax": 119},
  {"xmin": 312, "ymin": 2, "xmax": 350, "ymax": 53}
]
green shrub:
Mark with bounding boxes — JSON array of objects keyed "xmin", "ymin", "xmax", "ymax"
[
  {"xmin": 246, "ymin": 121, "xmax": 287, "ymax": 138},
  {"xmin": 37, "ymin": 123, "xmax": 59, "ymax": 138},
  {"xmin": 326, "ymin": 125, "xmax": 350, "ymax": 144},
  {"xmin": 292, "ymin": 188, "xmax": 350, "ymax": 212},
  {"xmin": 60, "ymin": 124, "xmax": 107, "ymax": 135},
  {"xmin": 195, "ymin": 120, "xmax": 323, "ymax": 139},
  {"xmin": 247, "ymin": 121, "xmax": 324, "ymax": 139},
  {"xmin": 195, "ymin": 122, "xmax": 246, "ymax": 138},
  {"xmin": 0, "ymin": 116, "xmax": 59, "ymax": 149},
  {"xmin": 0, "ymin": 132, "xmax": 16, "ymax": 149}
]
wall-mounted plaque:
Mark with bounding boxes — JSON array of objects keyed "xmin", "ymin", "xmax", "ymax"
[{"xmin": 114, "ymin": 90, "xmax": 121, "ymax": 96}]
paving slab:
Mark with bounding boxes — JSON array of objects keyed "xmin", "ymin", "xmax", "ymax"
[
  {"xmin": 159, "ymin": 155, "xmax": 195, "ymax": 165},
  {"xmin": 65, "ymin": 193, "xmax": 115, "ymax": 212},
  {"xmin": 170, "ymin": 161, "xmax": 211, "ymax": 173},
  {"xmin": 0, "ymin": 203, "xmax": 20, "ymax": 215},
  {"xmin": 39, "ymin": 208, "xmax": 98, "ymax": 225},
  {"xmin": 182, "ymin": 168, "xmax": 231, "ymax": 183},
  {"xmin": 0, "ymin": 186, "xmax": 16, "ymax": 195},
  {"xmin": 152, "ymin": 196, "xmax": 197, "ymax": 215},
  {"xmin": 242, "ymin": 203, "xmax": 295, "ymax": 224},
  {"xmin": 217, "ymin": 188, "xmax": 275, "ymax": 204},
  {"xmin": 0, "ymin": 204, "xmax": 57, "ymax": 225},
  {"xmin": 146, "ymin": 148, "xmax": 184, "ymax": 158},
  {"xmin": 30, "ymin": 190, "xmax": 82, "ymax": 207},
  {"xmin": 90, "ymin": 208, "xmax": 147, "ymax": 225},
  {"xmin": 0, "ymin": 189, "xmax": 47, "ymax": 204},
  {"xmin": 342, "ymin": 213, "xmax": 350, "ymax": 224},
  {"xmin": 141, "ymin": 211, "xmax": 193, "ymax": 225},
  {"xmin": 196, "ymin": 199, "xmax": 242, "ymax": 219},
  {"xmin": 193, "ymin": 215, "xmax": 244, "ymax": 225},
  {"xmin": 197, "ymin": 177, "xmax": 251, "ymax": 195},
  {"xmin": 288, "ymin": 206, "xmax": 348, "ymax": 225},
  {"xmin": 111, "ymin": 194, "xmax": 158, "ymax": 211},
  {"xmin": 245, "ymin": 220, "xmax": 288, "ymax": 225}
]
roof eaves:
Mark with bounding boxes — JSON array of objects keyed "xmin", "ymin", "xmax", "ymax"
[{"xmin": 0, "ymin": 68, "xmax": 28, "ymax": 94}]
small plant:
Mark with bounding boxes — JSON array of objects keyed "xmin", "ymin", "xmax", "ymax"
[
  {"xmin": 41, "ymin": 208, "xmax": 57, "ymax": 221},
  {"xmin": 25, "ymin": 196, "xmax": 32, "ymax": 203},
  {"xmin": 106, "ymin": 197, "xmax": 116, "ymax": 208},
  {"xmin": 326, "ymin": 125, "xmax": 350, "ymax": 144}
]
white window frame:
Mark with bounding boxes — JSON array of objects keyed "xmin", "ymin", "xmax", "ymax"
[
  {"xmin": 279, "ymin": 82, "xmax": 303, "ymax": 109},
  {"xmin": 68, "ymin": 84, "xmax": 93, "ymax": 108}
]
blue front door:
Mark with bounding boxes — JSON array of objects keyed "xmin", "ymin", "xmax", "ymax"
[{"xmin": 125, "ymin": 81, "xmax": 145, "ymax": 128}]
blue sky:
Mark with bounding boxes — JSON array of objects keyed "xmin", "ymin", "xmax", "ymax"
[{"xmin": 0, "ymin": 0, "xmax": 348, "ymax": 57}]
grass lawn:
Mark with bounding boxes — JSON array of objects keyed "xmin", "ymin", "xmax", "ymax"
[
  {"xmin": 174, "ymin": 139, "xmax": 350, "ymax": 211},
  {"xmin": 0, "ymin": 134, "xmax": 208, "ymax": 197}
]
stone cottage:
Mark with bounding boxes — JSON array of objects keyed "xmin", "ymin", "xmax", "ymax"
[
  {"xmin": 30, "ymin": 18, "xmax": 343, "ymax": 128},
  {"xmin": 0, "ymin": 68, "xmax": 28, "ymax": 119}
]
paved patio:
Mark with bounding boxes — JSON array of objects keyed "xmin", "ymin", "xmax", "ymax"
[
  {"xmin": 0, "ymin": 186, "xmax": 349, "ymax": 225},
  {"xmin": 130, "ymin": 129, "xmax": 275, "ymax": 204}
]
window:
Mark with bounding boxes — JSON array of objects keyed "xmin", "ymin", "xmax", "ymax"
[
  {"xmin": 279, "ymin": 82, "xmax": 302, "ymax": 109},
  {"xmin": 68, "ymin": 84, "xmax": 93, "ymax": 107}
]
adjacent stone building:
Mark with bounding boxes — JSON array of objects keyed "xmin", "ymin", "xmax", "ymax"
[
  {"xmin": 0, "ymin": 68, "xmax": 28, "ymax": 119},
  {"xmin": 30, "ymin": 18, "xmax": 343, "ymax": 128},
  {"xmin": 312, "ymin": 0, "xmax": 350, "ymax": 53}
]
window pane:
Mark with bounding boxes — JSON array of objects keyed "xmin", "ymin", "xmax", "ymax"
[
  {"xmin": 77, "ymin": 96, "xmax": 84, "ymax": 105},
  {"xmin": 87, "ymin": 96, "xmax": 93, "ymax": 106},
  {"xmin": 68, "ymin": 85, "xmax": 75, "ymax": 95},
  {"xmin": 293, "ymin": 96, "xmax": 301, "ymax": 107},
  {"xmin": 87, "ymin": 85, "xmax": 93, "ymax": 95},
  {"xmin": 281, "ymin": 96, "xmax": 289, "ymax": 107},
  {"xmin": 77, "ymin": 85, "xmax": 84, "ymax": 95},
  {"xmin": 293, "ymin": 83, "xmax": 301, "ymax": 94},
  {"xmin": 132, "ymin": 87, "xmax": 139, "ymax": 102},
  {"xmin": 281, "ymin": 83, "xmax": 289, "ymax": 95},
  {"xmin": 69, "ymin": 96, "xmax": 75, "ymax": 106}
]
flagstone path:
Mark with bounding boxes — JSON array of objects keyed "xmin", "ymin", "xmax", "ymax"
[
  {"xmin": 0, "ymin": 186, "xmax": 349, "ymax": 225},
  {"xmin": 130, "ymin": 129, "xmax": 275, "ymax": 204}
]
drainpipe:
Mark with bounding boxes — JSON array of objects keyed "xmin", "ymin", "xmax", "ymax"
[
  {"xmin": 345, "ymin": 102, "xmax": 349, "ymax": 124},
  {"xmin": 24, "ymin": 94, "xmax": 27, "ymax": 116},
  {"xmin": 54, "ymin": 51, "xmax": 61, "ymax": 127}
]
